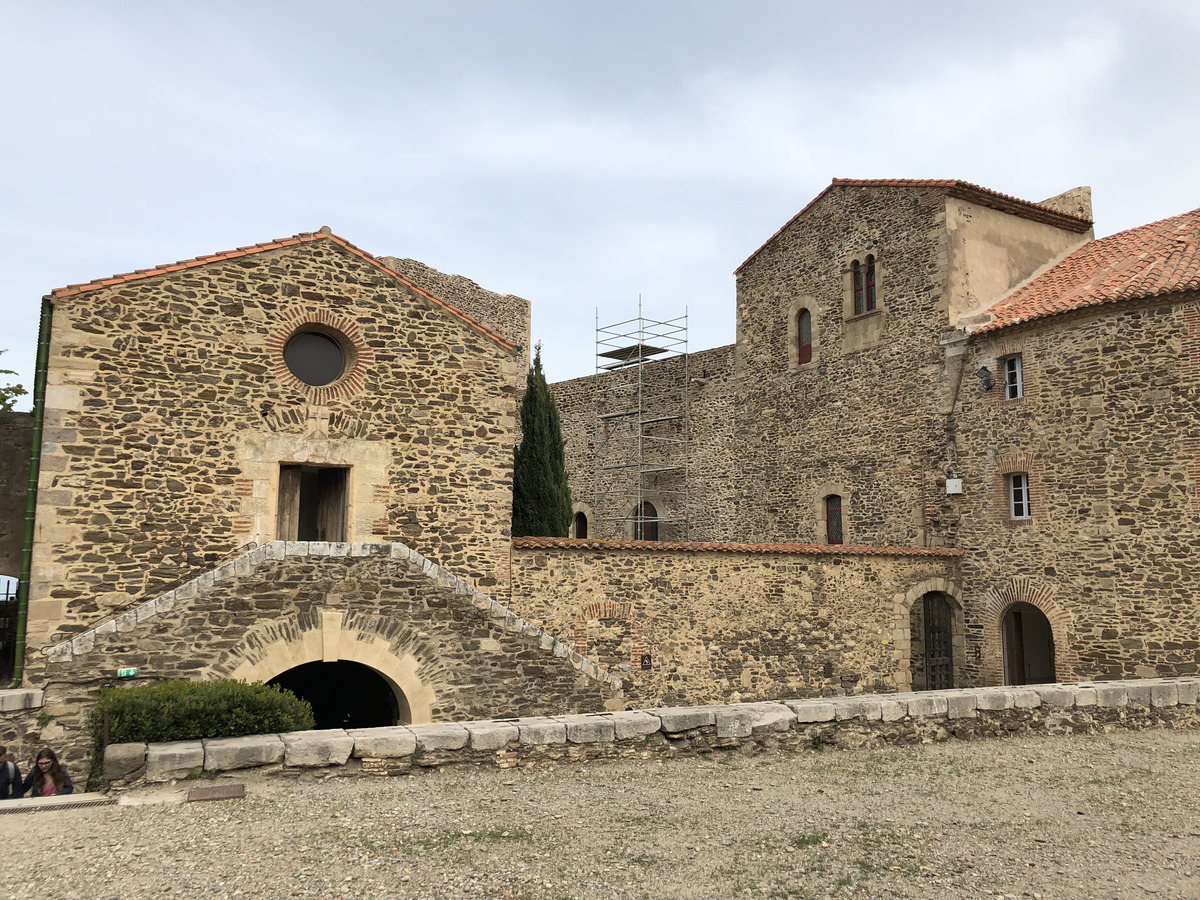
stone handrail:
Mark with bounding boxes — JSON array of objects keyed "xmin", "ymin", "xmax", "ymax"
[{"xmin": 104, "ymin": 677, "xmax": 1200, "ymax": 786}]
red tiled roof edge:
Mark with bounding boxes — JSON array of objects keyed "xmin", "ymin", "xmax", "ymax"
[
  {"xmin": 46, "ymin": 231, "xmax": 518, "ymax": 353},
  {"xmin": 973, "ymin": 206, "xmax": 1200, "ymax": 336},
  {"xmin": 511, "ymin": 536, "xmax": 964, "ymax": 557},
  {"xmin": 734, "ymin": 178, "xmax": 1093, "ymax": 275}
]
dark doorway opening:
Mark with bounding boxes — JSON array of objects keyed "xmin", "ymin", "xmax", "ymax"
[
  {"xmin": 1002, "ymin": 602, "xmax": 1056, "ymax": 685},
  {"xmin": 573, "ymin": 511, "xmax": 588, "ymax": 539},
  {"xmin": 268, "ymin": 660, "xmax": 409, "ymax": 729},
  {"xmin": 277, "ymin": 465, "xmax": 348, "ymax": 541},
  {"xmin": 922, "ymin": 592, "xmax": 955, "ymax": 691}
]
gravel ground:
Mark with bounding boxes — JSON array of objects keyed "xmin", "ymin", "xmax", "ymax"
[{"xmin": 2, "ymin": 728, "xmax": 1199, "ymax": 900}]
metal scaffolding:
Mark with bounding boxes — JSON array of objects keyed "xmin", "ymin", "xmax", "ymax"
[{"xmin": 593, "ymin": 301, "xmax": 689, "ymax": 540}]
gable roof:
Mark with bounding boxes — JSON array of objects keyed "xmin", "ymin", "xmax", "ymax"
[
  {"xmin": 46, "ymin": 230, "xmax": 518, "ymax": 352},
  {"xmin": 735, "ymin": 178, "xmax": 1094, "ymax": 274},
  {"xmin": 976, "ymin": 207, "xmax": 1200, "ymax": 334}
]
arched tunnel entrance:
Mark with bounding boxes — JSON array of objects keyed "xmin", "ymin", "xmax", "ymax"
[{"xmin": 268, "ymin": 660, "xmax": 411, "ymax": 729}]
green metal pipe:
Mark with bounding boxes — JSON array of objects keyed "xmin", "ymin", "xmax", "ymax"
[{"xmin": 9, "ymin": 296, "xmax": 52, "ymax": 688}]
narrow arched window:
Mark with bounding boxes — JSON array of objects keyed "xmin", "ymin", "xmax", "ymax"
[
  {"xmin": 797, "ymin": 309, "xmax": 813, "ymax": 365},
  {"xmin": 864, "ymin": 255, "xmax": 877, "ymax": 312},
  {"xmin": 852, "ymin": 260, "xmax": 864, "ymax": 315},
  {"xmin": 824, "ymin": 495, "xmax": 844, "ymax": 545},
  {"xmin": 634, "ymin": 501, "xmax": 659, "ymax": 541},
  {"xmin": 573, "ymin": 511, "xmax": 588, "ymax": 539}
]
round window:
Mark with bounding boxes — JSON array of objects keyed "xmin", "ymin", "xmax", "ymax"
[{"xmin": 284, "ymin": 331, "xmax": 345, "ymax": 387}]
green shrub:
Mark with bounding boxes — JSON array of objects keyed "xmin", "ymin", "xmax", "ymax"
[{"xmin": 90, "ymin": 678, "xmax": 314, "ymax": 745}]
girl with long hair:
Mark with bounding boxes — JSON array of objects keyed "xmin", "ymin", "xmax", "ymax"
[{"xmin": 21, "ymin": 748, "xmax": 73, "ymax": 798}]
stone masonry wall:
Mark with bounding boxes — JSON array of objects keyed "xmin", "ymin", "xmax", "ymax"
[
  {"xmin": 954, "ymin": 293, "xmax": 1200, "ymax": 683},
  {"xmin": 30, "ymin": 541, "xmax": 620, "ymax": 778},
  {"xmin": 729, "ymin": 184, "xmax": 961, "ymax": 547},
  {"xmin": 380, "ymin": 256, "xmax": 532, "ymax": 384},
  {"xmin": 509, "ymin": 540, "xmax": 961, "ymax": 706},
  {"xmin": 550, "ymin": 345, "xmax": 740, "ymax": 541},
  {"xmin": 0, "ymin": 411, "xmax": 33, "ymax": 579},
  {"xmin": 30, "ymin": 238, "xmax": 520, "ymax": 656}
]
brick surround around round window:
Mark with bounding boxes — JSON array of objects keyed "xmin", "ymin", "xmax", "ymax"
[{"xmin": 266, "ymin": 307, "xmax": 376, "ymax": 404}]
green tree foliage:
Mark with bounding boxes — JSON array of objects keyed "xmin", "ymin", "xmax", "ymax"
[
  {"xmin": 0, "ymin": 350, "xmax": 26, "ymax": 412},
  {"xmin": 512, "ymin": 344, "xmax": 572, "ymax": 537}
]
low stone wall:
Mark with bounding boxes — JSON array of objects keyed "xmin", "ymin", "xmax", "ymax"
[{"xmin": 103, "ymin": 677, "xmax": 1200, "ymax": 787}]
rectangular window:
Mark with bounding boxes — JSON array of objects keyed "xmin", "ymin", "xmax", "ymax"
[
  {"xmin": 1003, "ymin": 354, "xmax": 1024, "ymax": 400},
  {"xmin": 825, "ymin": 495, "xmax": 844, "ymax": 544},
  {"xmin": 1009, "ymin": 473, "xmax": 1031, "ymax": 520},
  {"xmin": 278, "ymin": 464, "xmax": 349, "ymax": 541}
]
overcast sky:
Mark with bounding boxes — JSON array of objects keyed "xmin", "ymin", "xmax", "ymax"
[{"xmin": 3, "ymin": 1, "xmax": 1198, "ymax": 408}]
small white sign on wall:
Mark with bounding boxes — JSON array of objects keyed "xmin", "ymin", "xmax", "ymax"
[{"xmin": 945, "ymin": 478, "xmax": 964, "ymax": 495}]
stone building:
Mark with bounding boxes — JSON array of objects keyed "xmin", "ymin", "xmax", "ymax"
[
  {"xmin": 2, "ymin": 177, "xmax": 1198, "ymax": 775},
  {"xmin": 547, "ymin": 178, "xmax": 1200, "ymax": 695},
  {"xmin": 0, "ymin": 230, "xmax": 620, "ymax": 769}
]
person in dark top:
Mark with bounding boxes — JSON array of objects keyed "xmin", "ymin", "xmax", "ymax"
[
  {"xmin": 0, "ymin": 746, "xmax": 21, "ymax": 799},
  {"xmin": 21, "ymin": 748, "xmax": 73, "ymax": 798}
]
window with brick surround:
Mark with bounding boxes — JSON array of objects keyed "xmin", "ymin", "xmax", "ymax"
[
  {"xmin": 1009, "ymin": 473, "xmax": 1031, "ymax": 520},
  {"xmin": 1003, "ymin": 354, "xmax": 1024, "ymax": 400}
]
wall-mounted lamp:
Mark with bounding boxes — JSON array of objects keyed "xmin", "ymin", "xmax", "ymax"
[{"xmin": 976, "ymin": 366, "xmax": 994, "ymax": 393}]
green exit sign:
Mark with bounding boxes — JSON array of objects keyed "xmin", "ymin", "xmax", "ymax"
[{"xmin": 117, "ymin": 667, "xmax": 138, "ymax": 678}]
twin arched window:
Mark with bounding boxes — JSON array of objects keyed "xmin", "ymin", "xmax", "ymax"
[{"xmin": 851, "ymin": 255, "xmax": 877, "ymax": 315}]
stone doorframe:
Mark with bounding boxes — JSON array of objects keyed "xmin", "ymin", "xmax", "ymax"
[
  {"xmin": 979, "ymin": 576, "xmax": 1075, "ymax": 685},
  {"xmin": 891, "ymin": 577, "xmax": 965, "ymax": 692},
  {"xmin": 217, "ymin": 609, "xmax": 435, "ymax": 724}
]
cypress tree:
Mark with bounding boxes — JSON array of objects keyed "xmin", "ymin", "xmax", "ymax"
[{"xmin": 512, "ymin": 344, "xmax": 572, "ymax": 537}]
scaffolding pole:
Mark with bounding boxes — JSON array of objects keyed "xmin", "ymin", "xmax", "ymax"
[{"xmin": 593, "ymin": 299, "xmax": 689, "ymax": 540}]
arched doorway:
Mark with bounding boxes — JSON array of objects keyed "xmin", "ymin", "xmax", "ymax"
[
  {"xmin": 268, "ymin": 660, "xmax": 411, "ymax": 729},
  {"xmin": 1002, "ymin": 602, "xmax": 1056, "ymax": 685},
  {"xmin": 910, "ymin": 591, "xmax": 955, "ymax": 691}
]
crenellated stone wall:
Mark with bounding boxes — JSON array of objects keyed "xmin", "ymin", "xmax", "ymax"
[
  {"xmin": 508, "ymin": 538, "xmax": 962, "ymax": 706},
  {"xmin": 29, "ymin": 237, "xmax": 521, "ymax": 658}
]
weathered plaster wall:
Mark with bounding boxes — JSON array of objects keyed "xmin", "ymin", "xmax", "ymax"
[
  {"xmin": 955, "ymin": 293, "xmax": 1200, "ymax": 683},
  {"xmin": 943, "ymin": 196, "xmax": 1093, "ymax": 326},
  {"xmin": 509, "ymin": 540, "xmax": 962, "ymax": 706},
  {"xmin": 0, "ymin": 412, "xmax": 33, "ymax": 579},
  {"xmin": 30, "ymin": 239, "xmax": 520, "ymax": 655}
]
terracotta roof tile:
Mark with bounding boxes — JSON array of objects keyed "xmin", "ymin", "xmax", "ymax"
[
  {"xmin": 976, "ymin": 207, "xmax": 1200, "ymax": 334},
  {"xmin": 511, "ymin": 536, "xmax": 963, "ymax": 558},
  {"xmin": 735, "ymin": 178, "xmax": 1092, "ymax": 274},
  {"xmin": 46, "ymin": 231, "xmax": 517, "ymax": 352}
]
